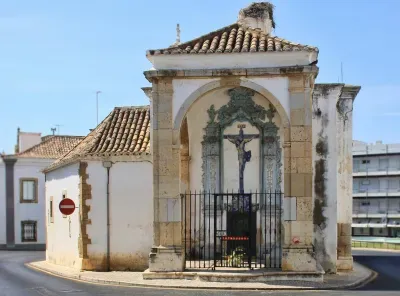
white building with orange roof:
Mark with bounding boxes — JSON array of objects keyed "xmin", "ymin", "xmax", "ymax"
[
  {"xmin": 0, "ymin": 129, "xmax": 83, "ymax": 250},
  {"xmin": 43, "ymin": 106, "xmax": 153, "ymax": 271}
]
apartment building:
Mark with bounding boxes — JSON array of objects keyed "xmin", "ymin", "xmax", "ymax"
[{"xmin": 352, "ymin": 140, "xmax": 400, "ymax": 237}]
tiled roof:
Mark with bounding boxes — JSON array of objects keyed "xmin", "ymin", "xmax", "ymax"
[
  {"xmin": 44, "ymin": 106, "xmax": 150, "ymax": 172},
  {"xmin": 147, "ymin": 23, "xmax": 318, "ymax": 56},
  {"xmin": 16, "ymin": 136, "xmax": 84, "ymax": 159}
]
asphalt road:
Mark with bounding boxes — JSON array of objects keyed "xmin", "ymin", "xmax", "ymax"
[{"xmin": 0, "ymin": 250, "xmax": 400, "ymax": 296}]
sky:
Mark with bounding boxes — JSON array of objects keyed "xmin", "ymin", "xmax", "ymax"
[{"xmin": 1, "ymin": 0, "xmax": 399, "ymax": 153}]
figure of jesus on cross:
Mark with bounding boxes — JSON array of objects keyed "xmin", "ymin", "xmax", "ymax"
[{"xmin": 224, "ymin": 124, "xmax": 259, "ymax": 194}]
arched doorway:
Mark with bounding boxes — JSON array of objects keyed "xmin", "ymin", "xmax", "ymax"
[{"xmin": 180, "ymin": 86, "xmax": 285, "ymax": 270}]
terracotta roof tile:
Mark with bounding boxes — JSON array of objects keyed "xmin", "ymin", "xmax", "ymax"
[
  {"xmin": 44, "ymin": 106, "xmax": 150, "ymax": 172},
  {"xmin": 16, "ymin": 136, "xmax": 83, "ymax": 159},
  {"xmin": 147, "ymin": 24, "xmax": 318, "ymax": 56}
]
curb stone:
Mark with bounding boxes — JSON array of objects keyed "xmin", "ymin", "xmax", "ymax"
[{"xmin": 25, "ymin": 262, "xmax": 376, "ymax": 291}]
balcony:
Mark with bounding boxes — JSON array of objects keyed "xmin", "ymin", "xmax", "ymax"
[
  {"xmin": 353, "ymin": 166, "xmax": 400, "ymax": 177},
  {"xmin": 352, "ymin": 222, "xmax": 368, "ymax": 228},
  {"xmin": 387, "ymin": 219, "xmax": 400, "ymax": 228},
  {"xmin": 353, "ymin": 210, "xmax": 387, "ymax": 218},
  {"xmin": 388, "ymin": 210, "xmax": 400, "ymax": 218},
  {"xmin": 353, "ymin": 188, "xmax": 389, "ymax": 197},
  {"xmin": 353, "ymin": 188, "xmax": 400, "ymax": 197},
  {"xmin": 353, "ymin": 144, "xmax": 400, "ymax": 156}
]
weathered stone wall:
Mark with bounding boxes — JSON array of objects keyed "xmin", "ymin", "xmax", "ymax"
[
  {"xmin": 281, "ymin": 74, "xmax": 317, "ymax": 272},
  {"xmin": 312, "ymin": 84, "xmax": 343, "ymax": 273},
  {"xmin": 336, "ymin": 86, "xmax": 360, "ymax": 271}
]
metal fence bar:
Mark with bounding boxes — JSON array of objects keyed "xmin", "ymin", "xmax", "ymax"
[
  {"xmin": 189, "ymin": 190, "xmax": 192, "ymax": 269},
  {"xmin": 213, "ymin": 193, "xmax": 217, "ymax": 270},
  {"xmin": 182, "ymin": 191, "xmax": 283, "ymax": 270}
]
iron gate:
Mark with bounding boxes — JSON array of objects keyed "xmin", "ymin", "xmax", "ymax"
[{"xmin": 182, "ymin": 191, "xmax": 283, "ymax": 270}]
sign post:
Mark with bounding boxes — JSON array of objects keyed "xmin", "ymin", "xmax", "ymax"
[{"xmin": 59, "ymin": 198, "xmax": 76, "ymax": 216}]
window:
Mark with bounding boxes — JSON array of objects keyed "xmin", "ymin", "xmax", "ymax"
[
  {"xmin": 379, "ymin": 158, "xmax": 388, "ymax": 170},
  {"xmin": 49, "ymin": 196, "xmax": 54, "ymax": 223},
  {"xmin": 20, "ymin": 178, "xmax": 38, "ymax": 203},
  {"xmin": 361, "ymin": 201, "xmax": 370, "ymax": 206},
  {"xmin": 362, "ymin": 160, "xmax": 370, "ymax": 164},
  {"xmin": 361, "ymin": 180, "xmax": 370, "ymax": 185},
  {"xmin": 21, "ymin": 221, "xmax": 37, "ymax": 242}
]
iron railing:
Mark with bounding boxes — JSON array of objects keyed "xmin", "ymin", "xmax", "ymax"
[{"xmin": 181, "ymin": 191, "xmax": 283, "ymax": 270}]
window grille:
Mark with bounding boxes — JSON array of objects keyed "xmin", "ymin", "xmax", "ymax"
[{"xmin": 21, "ymin": 221, "xmax": 37, "ymax": 242}]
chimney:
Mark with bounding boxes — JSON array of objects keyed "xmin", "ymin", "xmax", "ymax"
[
  {"xmin": 15, "ymin": 127, "xmax": 20, "ymax": 153},
  {"xmin": 237, "ymin": 2, "xmax": 276, "ymax": 35},
  {"xmin": 18, "ymin": 131, "xmax": 42, "ymax": 153}
]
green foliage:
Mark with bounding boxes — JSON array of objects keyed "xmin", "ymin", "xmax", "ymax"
[{"xmin": 227, "ymin": 246, "xmax": 247, "ymax": 267}]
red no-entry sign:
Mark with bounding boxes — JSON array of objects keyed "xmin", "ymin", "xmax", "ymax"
[{"xmin": 59, "ymin": 198, "xmax": 76, "ymax": 215}]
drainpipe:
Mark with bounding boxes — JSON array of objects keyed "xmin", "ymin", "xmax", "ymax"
[{"xmin": 102, "ymin": 161, "xmax": 113, "ymax": 271}]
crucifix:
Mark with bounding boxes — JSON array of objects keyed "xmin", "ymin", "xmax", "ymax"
[{"xmin": 224, "ymin": 124, "xmax": 259, "ymax": 194}]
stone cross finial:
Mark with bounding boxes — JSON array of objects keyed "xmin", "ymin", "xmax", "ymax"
[{"xmin": 169, "ymin": 24, "xmax": 181, "ymax": 47}]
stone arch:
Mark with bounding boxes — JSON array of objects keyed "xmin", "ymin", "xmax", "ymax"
[{"xmin": 173, "ymin": 78, "xmax": 290, "ymax": 144}]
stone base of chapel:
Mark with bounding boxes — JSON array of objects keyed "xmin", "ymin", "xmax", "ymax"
[
  {"xmin": 337, "ymin": 256, "xmax": 353, "ymax": 271},
  {"xmin": 281, "ymin": 247, "xmax": 322, "ymax": 273},
  {"xmin": 148, "ymin": 246, "xmax": 185, "ymax": 272}
]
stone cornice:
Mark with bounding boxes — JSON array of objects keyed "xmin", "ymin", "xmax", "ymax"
[
  {"xmin": 144, "ymin": 66, "xmax": 319, "ymax": 82},
  {"xmin": 141, "ymin": 87, "xmax": 152, "ymax": 102},
  {"xmin": 313, "ymin": 83, "xmax": 344, "ymax": 97},
  {"xmin": 313, "ymin": 84, "xmax": 361, "ymax": 101},
  {"xmin": 341, "ymin": 85, "xmax": 361, "ymax": 101}
]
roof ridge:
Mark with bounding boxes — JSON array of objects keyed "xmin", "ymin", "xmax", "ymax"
[
  {"xmin": 17, "ymin": 134, "xmax": 84, "ymax": 156},
  {"xmin": 147, "ymin": 23, "xmax": 318, "ymax": 55},
  {"xmin": 44, "ymin": 107, "xmax": 151, "ymax": 173},
  {"xmin": 147, "ymin": 23, "xmax": 239, "ymax": 55}
]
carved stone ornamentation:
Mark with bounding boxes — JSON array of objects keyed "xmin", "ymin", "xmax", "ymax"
[{"xmin": 201, "ymin": 87, "xmax": 282, "ymax": 193}]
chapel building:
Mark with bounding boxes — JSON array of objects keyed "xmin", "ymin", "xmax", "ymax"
[{"xmin": 44, "ymin": 2, "xmax": 360, "ymax": 275}]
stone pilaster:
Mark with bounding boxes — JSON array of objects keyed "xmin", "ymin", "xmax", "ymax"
[
  {"xmin": 78, "ymin": 161, "xmax": 93, "ymax": 270},
  {"xmin": 336, "ymin": 85, "xmax": 360, "ymax": 271},
  {"xmin": 149, "ymin": 78, "xmax": 184, "ymax": 272},
  {"xmin": 282, "ymin": 74, "xmax": 318, "ymax": 272},
  {"xmin": 312, "ymin": 84, "xmax": 344, "ymax": 273},
  {"xmin": 3, "ymin": 157, "xmax": 17, "ymax": 248}
]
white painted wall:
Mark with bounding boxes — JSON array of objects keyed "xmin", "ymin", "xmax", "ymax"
[
  {"xmin": 246, "ymin": 77, "xmax": 290, "ymax": 122},
  {"xmin": 109, "ymin": 161, "xmax": 153, "ymax": 270},
  {"xmin": 85, "ymin": 160, "xmax": 153, "ymax": 271},
  {"xmin": 46, "ymin": 162, "xmax": 81, "ymax": 269},
  {"xmin": 148, "ymin": 51, "xmax": 316, "ymax": 71},
  {"xmin": 14, "ymin": 158, "xmax": 53, "ymax": 245},
  {"xmin": 172, "ymin": 78, "xmax": 218, "ymax": 126},
  {"xmin": 172, "ymin": 77, "xmax": 289, "ymax": 131},
  {"xmin": 0, "ymin": 159, "xmax": 5, "ymax": 245},
  {"xmin": 45, "ymin": 160, "xmax": 153, "ymax": 271}
]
